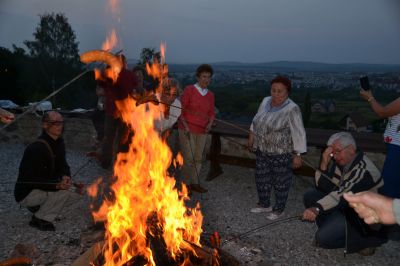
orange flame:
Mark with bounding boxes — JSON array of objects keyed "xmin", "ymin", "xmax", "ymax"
[
  {"xmin": 107, "ymin": 0, "xmax": 121, "ymax": 19},
  {"xmin": 102, "ymin": 29, "xmax": 118, "ymax": 51},
  {"xmin": 146, "ymin": 43, "xmax": 169, "ymax": 94},
  {"xmin": 92, "ymin": 46, "xmax": 204, "ymax": 265}
]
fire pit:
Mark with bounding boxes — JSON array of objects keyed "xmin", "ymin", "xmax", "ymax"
[{"xmin": 75, "ymin": 46, "xmax": 238, "ymax": 265}]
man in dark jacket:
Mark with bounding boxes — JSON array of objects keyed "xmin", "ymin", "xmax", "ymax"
[
  {"xmin": 302, "ymin": 132, "xmax": 387, "ymax": 254},
  {"xmin": 14, "ymin": 111, "xmax": 79, "ymax": 231}
]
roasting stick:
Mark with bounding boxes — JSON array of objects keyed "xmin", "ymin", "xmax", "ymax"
[
  {"xmin": 0, "ymin": 49, "xmax": 124, "ymax": 134},
  {"xmin": 0, "ymin": 69, "xmax": 91, "ymax": 133}
]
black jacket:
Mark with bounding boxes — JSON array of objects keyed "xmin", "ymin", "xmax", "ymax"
[{"xmin": 14, "ymin": 132, "xmax": 70, "ymax": 202}]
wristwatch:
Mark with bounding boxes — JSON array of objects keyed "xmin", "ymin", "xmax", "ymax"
[{"xmin": 314, "ymin": 207, "xmax": 321, "ymax": 215}]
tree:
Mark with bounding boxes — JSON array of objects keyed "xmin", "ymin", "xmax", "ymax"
[
  {"xmin": 138, "ymin": 47, "xmax": 161, "ymax": 66},
  {"xmin": 22, "ymin": 13, "xmax": 92, "ymax": 108},
  {"xmin": 24, "ymin": 13, "xmax": 79, "ymax": 66}
]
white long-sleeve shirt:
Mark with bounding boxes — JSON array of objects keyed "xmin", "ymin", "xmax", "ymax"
[
  {"xmin": 250, "ymin": 96, "xmax": 307, "ymax": 154},
  {"xmin": 153, "ymin": 98, "xmax": 181, "ymax": 133}
]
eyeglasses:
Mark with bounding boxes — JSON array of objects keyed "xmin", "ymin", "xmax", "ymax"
[
  {"xmin": 45, "ymin": 120, "xmax": 64, "ymax": 126},
  {"xmin": 330, "ymin": 145, "xmax": 350, "ymax": 156}
]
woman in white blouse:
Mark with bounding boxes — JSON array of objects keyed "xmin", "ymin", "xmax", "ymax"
[{"xmin": 248, "ymin": 76, "xmax": 307, "ymax": 220}]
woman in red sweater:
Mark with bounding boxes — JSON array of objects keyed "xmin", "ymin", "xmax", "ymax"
[{"xmin": 178, "ymin": 64, "xmax": 215, "ymax": 193}]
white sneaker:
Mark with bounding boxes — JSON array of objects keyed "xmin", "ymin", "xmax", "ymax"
[
  {"xmin": 266, "ymin": 211, "xmax": 284, "ymax": 220},
  {"xmin": 250, "ymin": 206, "xmax": 272, "ymax": 213}
]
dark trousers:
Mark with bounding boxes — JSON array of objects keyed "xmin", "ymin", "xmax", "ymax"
[
  {"xmin": 101, "ymin": 114, "xmax": 130, "ymax": 168},
  {"xmin": 91, "ymin": 109, "xmax": 105, "ymax": 142},
  {"xmin": 303, "ymin": 188, "xmax": 346, "ymax": 248},
  {"xmin": 255, "ymin": 151, "xmax": 292, "ymax": 212},
  {"xmin": 303, "ymin": 188, "xmax": 387, "ymax": 252}
]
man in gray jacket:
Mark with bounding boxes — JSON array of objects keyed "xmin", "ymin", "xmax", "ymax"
[{"xmin": 302, "ymin": 132, "xmax": 386, "ymax": 254}]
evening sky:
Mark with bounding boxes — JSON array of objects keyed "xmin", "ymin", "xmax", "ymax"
[{"xmin": 1, "ymin": 0, "xmax": 400, "ymax": 64}]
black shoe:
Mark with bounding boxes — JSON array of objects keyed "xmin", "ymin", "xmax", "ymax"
[
  {"xmin": 29, "ymin": 216, "xmax": 55, "ymax": 231},
  {"xmin": 358, "ymin": 247, "xmax": 376, "ymax": 256},
  {"xmin": 27, "ymin": 205, "xmax": 40, "ymax": 213},
  {"xmin": 189, "ymin": 184, "xmax": 208, "ymax": 193}
]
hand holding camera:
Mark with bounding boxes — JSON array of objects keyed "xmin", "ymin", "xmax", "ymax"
[{"xmin": 359, "ymin": 76, "xmax": 375, "ymax": 103}]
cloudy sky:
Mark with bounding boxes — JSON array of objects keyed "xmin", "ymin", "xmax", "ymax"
[{"xmin": 1, "ymin": 0, "xmax": 400, "ymax": 64}]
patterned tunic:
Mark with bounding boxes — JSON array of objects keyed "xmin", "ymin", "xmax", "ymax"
[{"xmin": 250, "ymin": 97, "xmax": 307, "ymax": 154}]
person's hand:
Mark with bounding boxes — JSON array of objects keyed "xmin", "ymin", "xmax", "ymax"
[
  {"xmin": 247, "ymin": 135, "xmax": 255, "ymax": 152},
  {"xmin": 205, "ymin": 123, "xmax": 213, "ymax": 133},
  {"xmin": 360, "ymin": 88, "xmax": 374, "ymax": 102},
  {"xmin": 57, "ymin": 175, "xmax": 72, "ymax": 190},
  {"xmin": 320, "ymin": 146, "xmax": 333, "ymax": 171},
  {"xmin": 302, "ymin": 207, "xmax": 318, "ymax": 222},
  {"xmin": 292, "ymin": 155, "xmax": 302, "ymax": 169},
  {"xmin": 344, "ymin": 191, "xmax": 396, "ymax": 225},
  {"xmin": 0, "ymin": 109, "xmax": 15, "ymax": 124}
]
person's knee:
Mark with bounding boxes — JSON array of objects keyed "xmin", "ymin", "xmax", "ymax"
[
  {"xmin": 315, "ymin": 225, "xmax": 345, "ymax": 249},
  {"xmin": 56, "ymin": 189, "xmax": 76, "ymax": 200}
]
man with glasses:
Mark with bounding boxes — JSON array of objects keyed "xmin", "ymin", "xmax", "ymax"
[
  {"xmin": 14, "ymin": 111, "xmax": 79, "ymax": 231},
  {"xmin": 301, "ymin": 132, "xmax": 386, "ymax": 255}
]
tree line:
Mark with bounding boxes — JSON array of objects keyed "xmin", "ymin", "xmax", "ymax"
[{"xmin": 0, "ymin": 13, "xmax": 162, "ymax": 110}]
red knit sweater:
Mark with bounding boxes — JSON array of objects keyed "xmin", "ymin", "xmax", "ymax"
[{"xmin": 178, "ymin": 85, "xmax": 215, "ymax": 134}]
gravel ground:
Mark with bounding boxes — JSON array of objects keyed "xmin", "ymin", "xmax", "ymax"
[{"xmin": 1, "ymin": 141, "xmax": 399, "ymax": 265}]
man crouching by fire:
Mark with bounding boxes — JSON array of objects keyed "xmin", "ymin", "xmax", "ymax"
[
  {"xmin": 302, "ymin": 132, "xmax": 387, "ymax": 255},
  {"xmin": 14, "ymin": 111, "xmax": 81, "ymax": 231}
]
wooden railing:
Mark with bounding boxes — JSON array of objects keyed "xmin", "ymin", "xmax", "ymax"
[{"xmin": 206, "ymin": 120, "xmax": 386, "ymax": 180}]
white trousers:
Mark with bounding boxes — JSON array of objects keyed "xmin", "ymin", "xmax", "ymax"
[{"xmin": 20, "ymin": 189, "xmax": 80, "ymax": 222}]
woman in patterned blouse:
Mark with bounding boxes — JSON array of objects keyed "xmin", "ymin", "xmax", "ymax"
[{"xmin": 248, "ymin": 76, "xmax": 307, "ymax": 220}]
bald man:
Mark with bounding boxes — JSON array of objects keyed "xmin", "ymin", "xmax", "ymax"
[{"xmin": 14, "ymin": 111, "xmax": 80, "ymax": 231}]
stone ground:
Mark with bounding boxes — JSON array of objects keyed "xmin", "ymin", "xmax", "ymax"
[{"xmin": 1, "ymin": 141, "xmax": 399, "ymax": 265}]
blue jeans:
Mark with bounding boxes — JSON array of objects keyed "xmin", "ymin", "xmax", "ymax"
[
  {"xmin": 303, "ymin": 188, "xmax": 346, "ymax": 248},
  {"xmin": 380, "ymin": 143, "xmax": 400, "ymax": 198}
]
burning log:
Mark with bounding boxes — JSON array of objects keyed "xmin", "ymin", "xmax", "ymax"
[
  {"xmin": 0, "ymin": 257, "xmax": 32, "ymax": 266},
  {"xmin": 72, "ymin": 212, "xmax": 234, "ymax": 266},
  {"xmin": 72, "ymin": 239, "xmax": 223, "ymax": 266}
]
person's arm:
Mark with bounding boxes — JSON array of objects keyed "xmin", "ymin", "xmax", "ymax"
[
  {"xmin": 319, "ymin": 146, "xmax": 333, "ymax": 171},
  {"xmin": 249, "ymin": 97, "xmax": 268, "ymax": 132},
  {"xmin": 54, "ymin": 139, "xmax": 71, "ymax": 179},
  {"xmin": 179, "ymin": 87, "xmax": 191, "ymax": 132},
  {"xmin": 288, "ymin": 105, "xmax": 307, "ymax": 169},
  {"xmin": 360, "ymin": 89, "xmax": 400, "ymax": 118},
  {"xmin": 247, "ymin": 132, "xmax": 254, "ymax": 152}
]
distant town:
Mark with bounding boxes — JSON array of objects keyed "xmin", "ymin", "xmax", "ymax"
[{"xmin": 166, "ymin": 61, "xmax": 400, "ymax": 132}]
